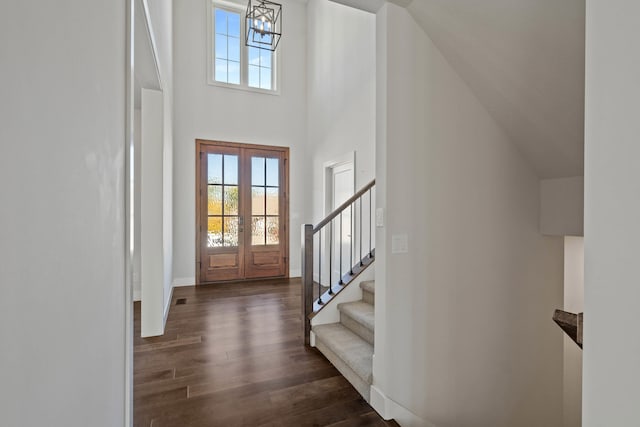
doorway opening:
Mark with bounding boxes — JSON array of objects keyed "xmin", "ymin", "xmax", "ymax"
[{"xmin": 195, "ymin": 140, "xmax": 290, "ymax": 283}]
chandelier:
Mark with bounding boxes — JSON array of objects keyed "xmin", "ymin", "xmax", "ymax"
[{"xmin": 245, "ymin": 0, "xmax": 282, "ymax": 52}]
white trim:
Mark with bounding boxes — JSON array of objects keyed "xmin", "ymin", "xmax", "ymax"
[
  {"xmin": 133, "ymin": 288, "xmax": 141, "ymax": 302},
  {"xmin": 125, "ymin": 1, "xmax": 135, "ymax": 426},
  {"xmin": 370, "ymin": 385, "xmax": 437, "ymax": 427},
  {"xmin": 323, "ymin": 151, "xmax": 356, "ymax": 216},
  {"xmin": 310, "ymin": 330, "xmax": 316, "ymax": 347},
  {"xmin": 206, "ymin": 0, "xmax": 281, "ymax": 95},
  {"xmin": 141, "ymin": 0, "xmax": 164, "ymax": 90},
  {"xmin": 173, "ymin": 277, "xmax": 197, "ymax": 287},
  {"xmin": 163, "ymin": 285, "xmax": 174, "ymax": 328}
]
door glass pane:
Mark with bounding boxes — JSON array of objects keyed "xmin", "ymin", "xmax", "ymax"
[
  {"xmin": 266, "ymin": 158, "xmax": 278, "ymax": 186},
  {"xmin": 224, "ymin": 185, "xmax": 238, "ymax": 215},
  {"xmin": 251, "ymin": 216, "xmax": 265, "ymax": 245},
  {"xmin": 224, "ymin": 154, "xmax": 238, "ymax": 185},
  {"xmin": 208, "ymin": 154, "xmax": 223, "ymax": 184},
  {"xmin": 207, "ymin": 217, "xmax": 223, "ymax": 247},
  {"xmin": 208, "ymin": 185, "xmax": 222, "ymax": 215},
  {"xmin": 252, "ymin": 157, "xmax": 265, "ymax": 186},
  {"xmin": 266, "ymin": 187, "xmax": 278, "ymax": 215},
  {"xmin": 252, "ymin": 187, "xmax": 265, "ymax": 215},
  {"xmin": 266, "ymin": 217, "xmax": 279, "ymax": 245},
  {"xmin": 223, "ymin": 217, "xmax": 239, "ymax": 247}
]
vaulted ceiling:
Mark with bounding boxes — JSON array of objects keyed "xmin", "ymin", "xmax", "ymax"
[
  {"xmin": 330, "ymin": 0, "xmax": 585, "ymax": 178},
  {"xmin": 407, "ymin": 0, "xmax": 585, "ymax": 178}
]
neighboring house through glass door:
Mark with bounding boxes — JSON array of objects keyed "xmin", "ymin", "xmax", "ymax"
[{"xmin": 196, "ymin": 140, "xmax": 289, "ymax": 283}]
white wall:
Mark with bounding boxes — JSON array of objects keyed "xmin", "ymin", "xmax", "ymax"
[
  {"xmin": 541, "ymin": 176, "xmax": 584, "ymax": 237},
  {"xmin": 563, "ymin": 236, "xmax": 583, "ymax": 427},
  {"xmin": 143, "ymin": 0, "xmax": 174, "ymax": 317},
  {"xmin": 373, "ymin": 5, "xmax": 564, "ymax": 426},
  {"xmin": 134, "ymin": 108, "xmax": 143, "ymax": 301},
  {"xmin": 307, "ymin": 0, "xmax": 376, "ymax": 223},
  {"xmin": 0, "ymin": 1, "xmax": 126, "ymax": 426},
  {"xmin": 583, "ymin": 1, "xmax": 640, "ymax": 425},
  {"xmin": 173, "ymin": 0, "xmax": 308, "ymax": 282},
  {"xmin": 141, "ymin": 89, "xmax": 166, "ymax": 337}
]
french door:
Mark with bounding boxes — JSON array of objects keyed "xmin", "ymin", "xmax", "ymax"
[{"xmin": 196, "ymin": 140, "xmax": 289, "ymax": 283}]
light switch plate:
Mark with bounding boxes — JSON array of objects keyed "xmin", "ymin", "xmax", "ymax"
[{"xmin": 391, "ymin": 234, "xmax": 408, "ymax": 253}]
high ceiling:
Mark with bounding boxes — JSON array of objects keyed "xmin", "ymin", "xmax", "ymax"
[{"xmin": 329, "ymin": 0, "xmax": 585, "ymax": 178}]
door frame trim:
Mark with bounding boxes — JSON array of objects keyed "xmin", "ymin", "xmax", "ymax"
[
  {"xmin": 323, "ymin": 151, "xmax": 355, "ymax": 216},
  {"xmin": 195, "ymin": 139, "xmax": 290, "ymax": 285}
]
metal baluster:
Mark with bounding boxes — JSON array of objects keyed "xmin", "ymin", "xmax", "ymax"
[
  {"xmin": 360, "ymin": 196, "xmax": 363, "ymax": 266},
  {"xmin": 350, "ymin": 202, "xmax": 354, "ymax": 275},
  {"xmin": 339, "ymin": 212, "xmax": 343, "ymax": 284},
  {"xmin": 318, "ymin": 229, "xmax": 323, "ymax": 304},
  {"xmin": 369, "ymin": 188, "xmax": 373, "ymax": 257},
  {"xmin": 329, "ymin": 220, "xmax": 333, "ymax": 295}
]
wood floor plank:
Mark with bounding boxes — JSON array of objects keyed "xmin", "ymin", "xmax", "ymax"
[{"xmin": 134, "ymin": 278, "xmax": 397, "ymax": 426}]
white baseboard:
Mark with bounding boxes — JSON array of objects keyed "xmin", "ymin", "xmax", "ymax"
[
  {"xmin": 163, "ymin": 286, "xmax": 174, "ymax": 330},
  {"xmin": 310, "ymin": 330, "xmax": 316, "ymax": 347},
  {"xmin": 172, "ymin": 277, "xmax": 195, "ymax": 287},
  {"xmin": 289, "ymin": 269, "xmax": 301, "ymax": 278},
  {"xmin": 370, "ymin": 385, "xmax": 435, "ymax": 427},
  {"xmin": 133, "ymin": 288, "xmax": 141, "ymax": 302}
]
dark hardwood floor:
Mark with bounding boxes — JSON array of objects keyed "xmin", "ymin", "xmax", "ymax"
[{"xmin": 134, "ymin": 278, "xmax": 399, "ymax": 427}]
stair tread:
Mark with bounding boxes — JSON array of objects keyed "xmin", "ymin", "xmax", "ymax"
[
  {"xmin": 337, "ymin": 301, "xmax": 375, "ymax": 332},
  {"xmin": 313, "ymin": 323, "xmax": 373, "ymax": 383},
  {"xmin": 360, "ymin": 280, "xmax": 375, "ymax": 294}
]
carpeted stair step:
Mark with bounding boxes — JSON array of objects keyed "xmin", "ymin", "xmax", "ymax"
[
  {"xmin": 313, "ymin": 323, "xmax": 373, "ymax": 401},
  {"xmin": 337, "ymin": 301, "xmax": 374, "ymax": 345},
  {"xmin": 360, "ymin": 280, "xmax": 375, "ymax": 305}
]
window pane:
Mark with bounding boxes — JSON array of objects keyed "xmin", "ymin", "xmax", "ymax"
[
  {"xmin": 223, "ymin": 154, "xmax": 238, "ymax": 184},
  {"xmin": 207, "ymin": 217, "xmax": 223, "ymax": 247},
  {"xmin": 208, "ymin": 185, "xmax": 222, "ymax": 215},
  {"xmin": 260, "ymin": 67, "xmax": 271, "ymax": 90},
  {"xmin": 252, "ymin": 187, "xmax": 265, "ymax": 215},
  {"xmin": 215, "ymin": 59, "xmax": 228, "ymax": 82},
  {"xmin": 266, "ymin": 158, "xmax": 278, "ymax": 186},
  {"xmin": 215, "ymin": 9, "xmax": 227, "ymax": 34},
  {"xmin": 266, "ymin": 187, "xmax": 278, "ymax": 215},
  {"xmin": 228, "ymin": 60, "xmax": 240, "ymax": 85},
  {"xmin": 248, "ymin": 47, "xmax": 260, "ymax": 66},
  {"xmin": 228, "ymin": 37, "xmax": 240, "ymax": 62},
  {"xmin": 252, "ymin": 157, "xmax": 265, "ymax": 185},
  {"xmin": 208, "ymin": 154, "xmax": 222, "ymax": 184},
  {"xmin": 227, "ymin": 12, "xmax": 240, "ymax": 37},
  {"xmin": 215, "ymin": 34, "xmax": 227, "ymax": 59},
  {"xmin": 260, "ymin": 50, "xmax": 272, "ymax": 68},
  {"xmin": 248, "ymin": 65, "xmax": 260, "ymax": 88},
  {"xmin": 224, "ymin": 186, "xmax": 238, "ymax": 215},
  {"xmin": 223, "ymin": 217, "xmax": 239, "ymax": 247},
  {"xmin": 252, "ymin": 216, "xmax": 265, "ymax": 245},
  {"xmin": 266, "ymin": 217, "xmax": 279, "ymax": 245}
]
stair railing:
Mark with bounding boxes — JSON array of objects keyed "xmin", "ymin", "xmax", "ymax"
[{"xmin": 301, "ymin": 179, "xmax": 376, "ymax": 345}]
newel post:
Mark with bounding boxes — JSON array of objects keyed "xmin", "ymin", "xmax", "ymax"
[{"xmin": 301, "ymin": 224, "xmax": 314, "ymax": 346}]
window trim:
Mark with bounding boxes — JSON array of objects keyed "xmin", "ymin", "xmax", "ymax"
[{"xmin": 207, "ymin": 0, "xmax": 280, "ymax": 95}]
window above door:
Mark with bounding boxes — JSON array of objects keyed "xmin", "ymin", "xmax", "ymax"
[{"xmin": 207, "ymin": 1, "xmax": 279, "ymax": 94}]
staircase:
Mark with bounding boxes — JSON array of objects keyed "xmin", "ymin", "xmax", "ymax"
[{"xmin": 312, "ymin": 280, "xmax": 375, "ymax": 401}]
